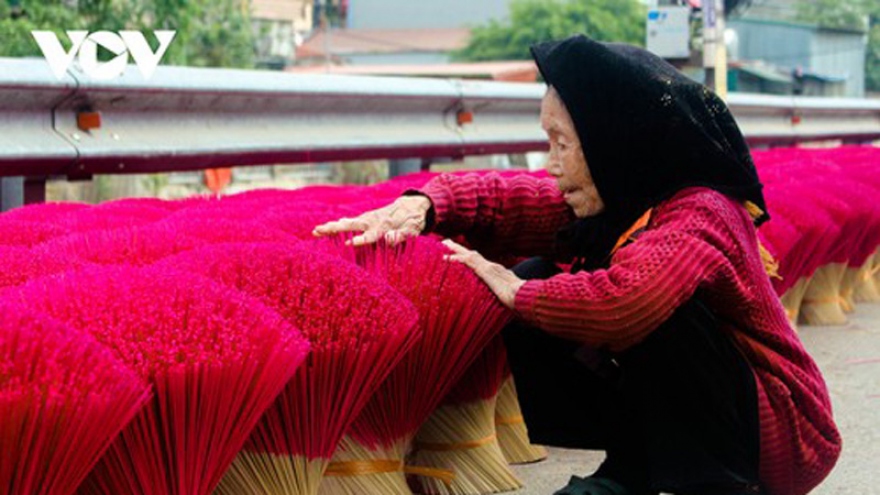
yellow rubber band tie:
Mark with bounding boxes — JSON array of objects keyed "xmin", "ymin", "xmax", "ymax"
[
  {"xmin": 414, "ymin": 433, "xmax": 497, "ymax": 452},
  {"xmin": 324, "ymin": 459, "xmax": 403, "ymax": 477},
  {"xmin": 495, "ymin": 414, "xmax": 525, "ymax": 426},
  {"xmin": 404, "ymin": 466, "xmax": 456, "ymax": 486}
]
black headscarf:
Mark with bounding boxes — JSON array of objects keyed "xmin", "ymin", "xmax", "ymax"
[{"xmin": 530, "ymin": 35, "xmax": 768, "ymax": 271}]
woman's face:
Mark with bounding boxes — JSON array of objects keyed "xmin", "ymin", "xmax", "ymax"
[{"xmin": 540, "ymin": 87, "xmax": 605, "ymax": 218}]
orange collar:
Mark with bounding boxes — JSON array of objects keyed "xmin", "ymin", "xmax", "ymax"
[{"xmin": 610, "ymin": 209, "xmax": 653, "ymax": 256}]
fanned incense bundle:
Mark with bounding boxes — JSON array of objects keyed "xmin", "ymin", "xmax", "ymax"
[
  {"xmin": 756, "ymin": 214, "xmax": 798, "ymax": 291},
  {"xmin": 494, "ymin": 377, "xmax": 548, "ymax": 465},
  {"xmin": 367, "ymin": 176, "xmax": 434, "ymax": 199},
  {"xmin": 854, "ymin": 249, "xmax": 880, "ymax": 303},
  {"xmin": 258, "ymin": 203, "xmax": 358, "ymax": 240},
  {"xmin": 0, "ymin": 301, "xmax": 150, "ymax": 495},
  {"xmin": 759, "ymin": 165, "xmax": 838, "ymax": 292},
  {"xmin": 759, "ymin": 150, "xmax": 880, "ymax": 324},
  {"xmin": 833, "ymin": 178, "xmax": 880, "ymax": 308},
  {"xmin": 842, "ymin": 263, "xmax": 874, "ymax": 307},
  {"xmin": 162, "ymin": 200, "xmax": 269, "ymax": 223},
  {"xmin": 58, "ymin": 200, "xmax": 170, "ymax": 232},
  {"xmin": 0, "ymin": 201, "xmax": 89, "ymax": 222},
  {"xmin": 320, "ymin": 237, "xmax": 512, "ymax": 495},
  {"xmin": 0, "ymin": 246, "xmax": 87, "ymax": 289},
  {"xmin": 282, "ymin": 185, "xmax": 368, "ymax": 205},
  {"xmin": 757, "ymin": 218, "xmax": 807, "ymax": 325},
  {"xmin": 10, "ymin": 265, "xmax": 309, "ymax": 495},
  {"xmin": 834, "ymin": 148, "xmax": 880, "ymax": 302},
  {"xmin": 778, "ymin": 277, "xmax": 810, "ymax": 327},
  {"xmin": 39, "ymin": 224, "xmax": 201, "ymax": 266},
  {"xmin": 411, "ymin": 335, "xmax": 522, "ymax": 495},
  {"xmin": 0, "ymin": 219, "xmax": 68, "ymax": 247},
  {"xmin": 375, "ymin": 169, "xmax": 546, "ymax": 199},
  {"xmin": 818, "ymin": 178, "xmax": 874, "ymax": 314},
  {"xmin": 875, "ymin": 249, "xmax": 880, "ymax": 290},
  {"xmin": 156, "ymin": 215, "xmax": 297, "ymax": 244},
  {"xmin": 157, "ymin": 243, "xmax": 419, "ymax": 495},
  {"xmin": 99, "ymin": 197, "xmax": 176, "ymax": 210},
  {"xmin": 762, "ymin": 183, "xmax": 842, "ymax": 325},
  {"xmin": 775, "ymin": 219, "xmax": 832, "ymax": 323},
  {"xmin": 216, "ymin": 188, "xmax": 299, "ymax": 206},
  {"xmin": 797, "ymin": 185, "xmax": 854, "ymax": 326}
]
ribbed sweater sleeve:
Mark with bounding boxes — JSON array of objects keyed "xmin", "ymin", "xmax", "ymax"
[
  {"xmin": 419, "ymin": 172, "xmax": 576, "ymax": 259},
  {"xmin": 514, "ymin": 188, "xmax": 748, "ymax": 352}
]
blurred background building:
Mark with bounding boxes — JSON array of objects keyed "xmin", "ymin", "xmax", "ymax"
[
  {"xmin": 288, "ymin": 0, "xmax": 871, "ymax": 97},
  {"xmin": 730, "ymin": 2, "xmax": 867, "ymax": 97},
  {"xmin": 291, "ymin": 0, "xmax": 534, "ymax": 81},
  {"xmin": 1, "ymin": 0, "xmax": 876, "ymax": 201},
  {"xmin": 251, "ymin": 0, "xmax": 314, "ymax": 69}
]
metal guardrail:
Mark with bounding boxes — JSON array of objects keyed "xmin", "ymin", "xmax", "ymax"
[
  {"xmin": 728, "ymin": 93, "xmax": 880, "ymax": 145},
  {"xmin": 0, "ymin": 58, "xmax": 545, "ymax": 181},
  {"xmin": 1, "ymin": 57, "xmax": 879, "ymax": 183}
]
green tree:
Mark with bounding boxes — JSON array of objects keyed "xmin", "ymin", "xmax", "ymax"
[
  {"xmin": 0, "ymin": 2, "xmax": 84, "ymax": 57},
  {"xmin": 138, "ymin": 0, "xmax": 256, "ymax": 68},
  {"xmin": 0, "ymin": 0, "xmax": 255, "ymax": 68},
  {"xmin": 796, "ymin": 0, "xmax": 880, "ymax": 92},
  {"xmin": 453, "ymin": 0, "xmax": 646, "ymax": 62},
  {"xmin": 869, "ymin": 24, "xmax": 880, "ymax": 92}
]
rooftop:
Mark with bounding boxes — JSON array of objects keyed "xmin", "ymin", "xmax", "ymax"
[
  {"xmin": 251, "ymin": 0, "xmax": 307, "ymax": 23},
  {"xmin": 296, "ymin": 27, "xmax": 471, "ymax": 60},
  {"xmin": 287, "ymin": 60, "xmax": 538, "ymax": 82}
]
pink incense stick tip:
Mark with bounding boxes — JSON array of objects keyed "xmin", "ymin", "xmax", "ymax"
[
  {"xmin": 0, "ymin": 245, "xmax": 88, "ymax": 290},
  {"xmin": 0, "ymin": 300, "xmax": 150, "ymax": 495},
  {"xmin": 11, "ymin": 263, "xmax": 310, "ymax": 379},
  {"xmin": 39, "ymin": 223, "xmax": 203, "ymax": 267},
  {"xmin": 216, "ymin": 188, "xmax": 301, "ymax": 208},
  {"xmin": 157, "ymin": 215, "xmax": 298, "ymax": 244},
  {"xmin": 0, "ymin": 201, "xmax": 89, "ymax": 223},
  {"xmin": 257, "ymin": 204, "xmax": 357, "ymax": 240},
  {"xmin": 0, "ymin": 300, "xmax": 146, "ymax": 403},
  {"xmin": 59, "ymin": 201, "xmax": 170, "ymax": 233},
  {"xmin": 158, "ymin": 242, "xmax": 419, "ymax": 348},
  {"xmin": 0, "ymin": 219, "xmax": 69, "ymax": 247},
  {"xmin": 443, "ymin": 335, "xmax": 509, "ymax": 404}
]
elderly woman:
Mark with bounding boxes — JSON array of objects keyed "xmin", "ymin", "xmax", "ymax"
[{"xmin": 314, "ymin": 35, "xmax": 840, "ymax": 495}]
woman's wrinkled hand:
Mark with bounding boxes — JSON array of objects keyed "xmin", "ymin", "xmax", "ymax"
[
  {"xmin": 312, "ymin": 195, "xmax": 433, "ymax": 246},
  {"xmin": 442, "ymin": 239, "xmax": 525, "ymax": 309}
]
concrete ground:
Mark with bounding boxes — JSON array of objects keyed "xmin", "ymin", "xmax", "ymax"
[{"xmin": 510, "ymin": 302, "xmax": 880, "ymax": 494}]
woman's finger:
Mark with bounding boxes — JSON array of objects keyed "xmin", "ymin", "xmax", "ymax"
[
  {"xmin": 441, "ymin": 238, "xmax": 468, "ymax": 253},
  {"xmin": 311, "ymin": 220, "xmax": 342, "ymax": 236},
  {"xmin": 313, "ymin": 218, "xmax": 357, "ymax": 236},
  {"xmin": 442, "ymin": 239, "xmax": 483, "ymax": 269},
  {"xmin": 349, "ymin": 228, "xmax": 384, "ymax": 246},
  {"xmin": 444, "ymin": 253, "xmax": 471, "ymax": 269},
  {"xmin": 442, "ymin": 239, "xmax": 523, "ymax": 308},
  {"xmin": 313, "ymin": 216, "xmax": 374, "ymax": 237},
  {"xmin": 384, "ymin": 229, "xmax": 418, "ymax": 246}
]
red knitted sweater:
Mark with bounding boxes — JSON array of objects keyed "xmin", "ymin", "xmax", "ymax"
[{"xmin": 421, "ymin": 172, "xmax": 841, "ymax": 495}]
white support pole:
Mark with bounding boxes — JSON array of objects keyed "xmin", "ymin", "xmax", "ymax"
[
  {"xmin": 703, "ymin": 0, "xmax": 728, "ymax": 98},
  {"xmin": 715, "ymin": 1, "xmax": 728, "ymax": 99}
]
